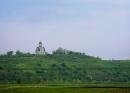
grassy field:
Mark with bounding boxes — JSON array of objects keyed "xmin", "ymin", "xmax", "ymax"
[{"xmin": 0, "ymin": 84, "xmax": 130, "ymax": 93}]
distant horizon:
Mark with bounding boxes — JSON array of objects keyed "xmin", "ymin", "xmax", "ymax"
[{"xmin": 0, "ymin": 0, "xmax": 130, "ymax": 60}]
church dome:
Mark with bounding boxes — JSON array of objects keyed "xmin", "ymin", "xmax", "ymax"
[{"xmin": 39, "ymin": 42, "xmax": 42, "ymax": 44}]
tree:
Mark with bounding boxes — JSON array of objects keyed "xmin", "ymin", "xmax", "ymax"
[
  {"xmin": 16, "ymin": 50, "xmax": 23, "ymax": 56},
  {"xmin": 7, "ymin": 51, "xmax": 13, "ymax": 56},
  {"xmin": 52, "ymin": 47, "xmax": 66, "ymax": 54}
]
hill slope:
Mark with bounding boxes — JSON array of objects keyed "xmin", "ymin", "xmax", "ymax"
[{"xmin": 0, "ymin": 52, "xmax": 130, "ymax": 84}]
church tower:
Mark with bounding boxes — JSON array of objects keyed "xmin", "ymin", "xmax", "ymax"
[{"xmin": 35, "ymin": 42, "xmax": 46, "ymax": 55}]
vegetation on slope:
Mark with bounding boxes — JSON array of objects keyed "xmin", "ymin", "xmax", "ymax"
[{"xmin": 0, "ymin": 48, "xmax": 130, "ymax": 84}]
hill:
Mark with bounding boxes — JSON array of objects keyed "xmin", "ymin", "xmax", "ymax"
[{"xmin": 0, "ymin": 49, "xmax": 130, "ymax": 84}]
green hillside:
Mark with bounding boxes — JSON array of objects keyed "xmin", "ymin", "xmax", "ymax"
[{"xmin": 0, "ymin": 49, "xmax": 130, "ymax": 84}]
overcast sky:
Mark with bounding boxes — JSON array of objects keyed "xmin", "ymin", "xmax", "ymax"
[{"xmin": 0, "ymin": 0, "xmax": 130, "ymax": 60}]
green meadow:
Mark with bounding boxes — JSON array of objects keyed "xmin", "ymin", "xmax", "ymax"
[{"xmin": 0, "ymin": 84, "xmax": 130, "ymax": 93}]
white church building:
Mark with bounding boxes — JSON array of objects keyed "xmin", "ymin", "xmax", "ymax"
[{"xmin": 35, "ymin": 42, "xmax": 46, "ymax": 55}]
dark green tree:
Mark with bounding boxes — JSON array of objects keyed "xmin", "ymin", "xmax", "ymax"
[
  {"xmin": 16, "ymin": 50, "xmax": 23, "ymax": 56},
  {"xmin": 7, "ymin": 51, "xmax": 13, "ymax": 56}
]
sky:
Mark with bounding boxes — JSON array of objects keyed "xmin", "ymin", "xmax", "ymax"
[{"xmin": 0, "ymin": 0, "xmax": 130, "ymax": 60}]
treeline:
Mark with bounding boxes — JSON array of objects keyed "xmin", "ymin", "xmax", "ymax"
[
  {"xmin": 1, "ymin": 48, "xmax": 93, "ymax": 58},
  {"xmin": 2, "ymin": 50, "xmax": 33, "ymax": 57}
]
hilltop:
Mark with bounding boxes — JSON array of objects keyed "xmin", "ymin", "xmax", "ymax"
[{"xmin": 0, "ymin": 48, "xmax": 130, "ymax": 84}]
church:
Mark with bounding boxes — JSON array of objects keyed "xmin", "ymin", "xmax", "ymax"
[{"xmin": 35, "ymin": 42, "xmax": 46, "ymax": 55}]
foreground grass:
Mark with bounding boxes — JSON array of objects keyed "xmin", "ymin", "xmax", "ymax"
[{"xmin": 0, "ymin": 85, "xmax": 130, "ymax": 93}]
